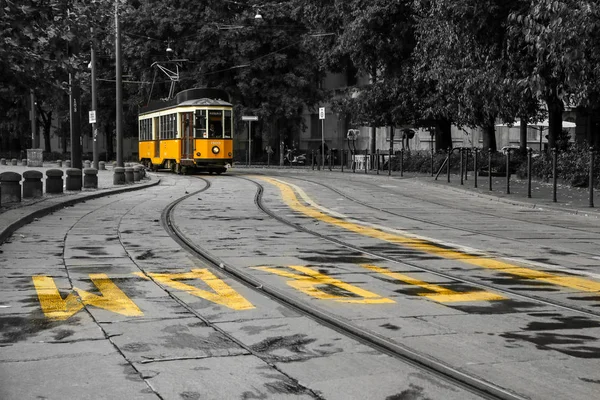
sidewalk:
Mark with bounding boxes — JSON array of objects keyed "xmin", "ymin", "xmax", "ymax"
[
  {"xmin": 0, "ymin": 162, "xmax": 159, "ymax": 244},
  {"xmin": 416, "ymin": 171, "xmax": 600, "ymax": 218}
]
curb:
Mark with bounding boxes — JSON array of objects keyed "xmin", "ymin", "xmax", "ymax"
[{"xmin": 0, "ymin": 177, "xmax": 161, "ymax": 245}]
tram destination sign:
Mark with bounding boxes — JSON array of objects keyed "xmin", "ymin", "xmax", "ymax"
[{"xmin": 242, "ymin": 116, "xmax": 258, "ymax": 121}]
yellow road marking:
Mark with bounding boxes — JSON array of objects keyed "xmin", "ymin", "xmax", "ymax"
[
  {"xmin": 134, "ymin": 269, "xmax": 255, "ymax": 310},
  {"xmin": 253, "ymin": 265, "xmax": 394, "ymax": 304},
  {"xmin": 361, "ymin": 264, "xmax": 506, "ymax": 303},
  {"xmin": 32, "ymin": 274, "xmax": 143, "ymax": 320},
  {"xmin": 260, "ymin": 177, "xmax": 600, "ymax": 293}
]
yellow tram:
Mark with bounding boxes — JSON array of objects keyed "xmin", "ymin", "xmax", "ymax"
[{"xmin": 138, "ymin": 88, "xmax": 233, "ymax": 174}]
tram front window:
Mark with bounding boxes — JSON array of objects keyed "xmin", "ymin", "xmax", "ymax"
[{"xmin": 208, "ymin": 122, "xmax": 223, "ymax": 138}]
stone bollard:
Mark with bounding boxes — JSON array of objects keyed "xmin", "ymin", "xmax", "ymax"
[
  {"xmin": 0, "ymin": 158, "xmax": 6, "ymax": 165},
  {"xmin": 83, "ymin": 168, "xmax": 98, "ymax": 189},
  {"xmin": 11, "ymin": 158, "xmax": 17, "ymax": 166},
  {"xmin": 83, "ymin": 160, "xmax": 91, "ymax": 169},
  {"xmin": 113, "ymin": 167, "xmax": 126, "ymax": 185},
  {"xmin": 65, "ymin": 160, "xmax": 71, "ymax": 168},
  {"xmin": 23, "ymin": 170, "xmax": 44, "ymax": 199},
  {"xmin": 46, "ymin": 169, "xmax": 64, "ymax": 194},
  {"xmin": 133, "ymin": 166, "xmax": 142, "ymax": 182},
  {"xmin": 65, "ymin": 168, "xmax": 82, "ymax": 191},
  {"xmin": 99, "ymin": 161, "xmax": 106, "ymax": 170},
  {"xmin": 57, "ymin": 160, "xmax": 62, "ymax": 167},
  {"xmin": 125, "ymin": 167, "xmax": 134, "ymax": 183},
  {"xmin": 21, "ymin": 159, "xmax": 27, "ymax": 166},
  {"xmin": 0, "ymin": 172, "xmax": 22, "ymax": 204}
]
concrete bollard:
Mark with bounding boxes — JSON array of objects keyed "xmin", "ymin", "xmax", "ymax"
[
  {"xmin": 125, "ymin": 167, "xmax": 134, "ymax": 183},
  {"xmin": 65, "ymin": 160, "xmax": 71, "ymax": 168},
  {"xmin": 83, "ymin": 160, "xmax": 91, "ymax": 168},
  {"xmin": 133, "ymin": 166, "xmax": 142, "ymax": 182},
  {"xmin": 23, "ymin": 170, "xmax": 44, "ymax": 199},
  {"xmin": 57, "ymin": 160, "xmax": 62, "ymax": 167},
  {"xmin": 46, "ymin": 169, "xmax": 64, "ymax": 194},
  {"xmin": 83, "ymin": 168, "xmax": 98, "ymax": 189},
  {"xmin": 11, "ymin": 158, "xmax": 17, "ymax": 166},
  {"xmin": 0, "ymin": 158, "xmax": 6, "ymax": 165},
  {"xmin": 65, "ymin": 168, "xmax": 82, "ymax": 191},
  {"xmin": 99, "ymin": 161, "xmax": 106, "ymax": 170},
  {"xmin": 113, "ymin": 167, "xmax": 126, "ymax": 185},
  {"xmin": 21, "ymin": 159, "xmax": 27, "ymax": 166},
  {"xmin": 0, "ymin": 172, "xmax": 22, "ymax": 204}
]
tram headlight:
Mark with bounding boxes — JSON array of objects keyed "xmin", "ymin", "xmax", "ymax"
[
  {"xmin": 212, "ymin": 146, "xmax": 220, "ymax": 155},
  {"xmin": 228, "ymin": 152, "xmax": 232, "ymax": 157},
  {"xmin": 196, "ymin": 152, "xmax": 201, "ymax": 157}
]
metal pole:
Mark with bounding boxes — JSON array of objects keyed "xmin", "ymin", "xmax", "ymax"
[
  {"xmin": 488, "ymin": 149, "xmax": 492, "ymax": 191},
  {"xmin": 115, "ymin": 1, "xmax": 123, "ymax": 168},
  {"xmin": 364, "ymin": 148, "xmax": 368, "ymax": 174},
  {"xmin": 447, "ymin": 147, "xmax": 450, "ymax": 183},
  {"xmin": 400, "ymin": 148, "xmax": 404, "ymax": 177},
  {"xmin": 376, "ymin": 149, "xmax": 380, "ymax": 175},
  {"xmin": 90, "ymin": 28, "xmax": 99, "ymax": 170},
  {"xmin": 30, "ymin": 90, "xmax": 37, "ymax": 149},
  {"xmin": 321, "ymin": 119, "xmax": 325, "ymax": 170},
  {"xmin": 552, "ymin": 147, "xmax": 557, "ymax": 202},
  {"xmin": 589, "ymin": 147, "xmax": 594, "ymax": 208},
  {"xmin": 505, "ymin": 149, "xmax": 510, "ymax": 194},
  {"xmin": 465, "ymin": 149, "xmax": 468, "ymax": 181},
  {"xmin": 474, "ymin": 148, "xmax": 478, "ymax": 188},
  {"xmin": 430, "ymin": 133, "xmax": 434, "ymax": 176},
  {"xmin": 341, "ymin": 150, "xmax": 344, "ymax": 172},
  {"xmin": 248, "ymin": 121, "xmax": 252, "ymax": 167},
  {"xmin": 527, "ymin": 148, "xmax": 532, "ymax": 198},
  {"xmin": 459, "ymin": 147, "xmax": 465, "ymax": 185}
]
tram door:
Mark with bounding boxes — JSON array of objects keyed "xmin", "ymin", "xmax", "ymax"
[{"xmin": 181, "ymin": 113, "xmax": 194, "ymax": 160}]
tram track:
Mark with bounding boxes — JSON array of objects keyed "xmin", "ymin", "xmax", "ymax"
[{"xmin": 162, "ymin": 176, "xmax": 530, "ymax": 400}]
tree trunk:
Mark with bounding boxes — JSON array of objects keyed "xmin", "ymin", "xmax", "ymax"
[
  {"xmin": 481, "ymin": 118, "xmax": 497, "ymax": 152},
  {"xmin": 105, "ymin": 122, "xmax": 114, "ymax": 161},
  {"xmin": 435, "ymin": 118, "xmax": 452, "ymax": 151},
  {"xmin": 519, "ymin": 116, "xmax": 528, "ymax": 152},
  {"xmin": 545, "ymin": 85, "xmax": 563, "ymax": 152}
]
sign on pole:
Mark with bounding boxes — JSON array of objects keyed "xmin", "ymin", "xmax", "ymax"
[
  {"xmin": 89, "ymin": 110, "xmax": 96, "ymax": 124},
  {"xmin": 242, "ymin": 116, "xmax": 258, "ymax": 121},
  {"xmin": 319, "ymin": 107, "xmax": 325, "ymax": 120}
]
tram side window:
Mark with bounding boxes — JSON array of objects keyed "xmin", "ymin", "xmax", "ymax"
[
  {"xmin": 224, "ymin": 110, "xmax": 232, "ymax": 138},
  {"xmin": 139, "ymin": 119, "xmax": 152, "ymax": 141},
  {"xmin": 195, "ymin": 110, "xmax": 207, "ymax": 138},
  {"xmin": 159, "ymin": 114, "xmax": 177, "ymax": 139}
]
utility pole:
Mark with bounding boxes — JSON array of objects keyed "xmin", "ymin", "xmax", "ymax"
[
  {"xmin": 90, "ymin": 28, "xmax": 99, "ymax": 169},
  {"xmin": 69, "ymin": 73, "xmax": 82, "ymax": 169},
  {"xmin": 115, "ymin": 0, "xmax": 124, "ymax": 168}
]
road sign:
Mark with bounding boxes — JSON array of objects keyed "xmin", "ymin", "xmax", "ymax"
[
  {"xmin": 319, "ymin": 107, "xmax": 325, "ymax": 120},
  {"xmin": 242, "ymin": 116, "xmax": 258, "ymax": 121},
  {"xmin": 89, "ymin": 110, "xmax": 96, "ymax": 124}
]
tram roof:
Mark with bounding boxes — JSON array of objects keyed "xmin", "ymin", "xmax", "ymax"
[{"xmin": 140, "ymin": 88, "xmax": 232, "ymax": 114}]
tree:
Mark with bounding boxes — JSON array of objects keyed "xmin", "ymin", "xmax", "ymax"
[{"xmin": 507, "ymin": 0, "xmax": 599, "ymax": 150}]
